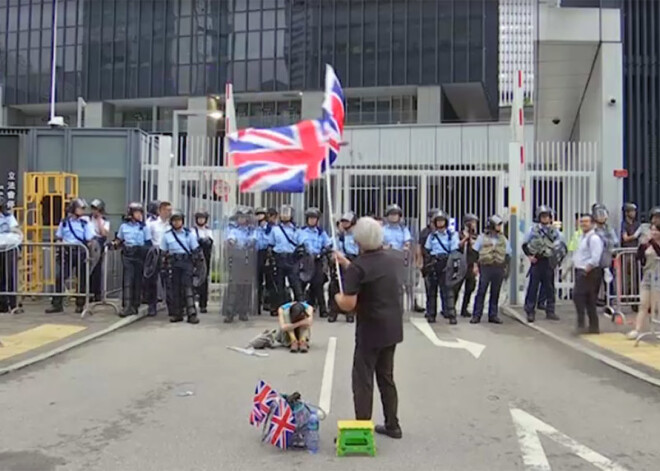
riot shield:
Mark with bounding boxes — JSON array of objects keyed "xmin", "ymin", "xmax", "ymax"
[
  {"xmin": 192, "ymin": 248, "xmax": 208, "ymax": 288},
  {"xmin": 88, "ymin": 238, "xmax": 103, "ymax": 272},
  {"xmin": 445, "ymin": 250, "xmax": 468, "ymax": 288},
  {"xmin": 143, "ymin": 246, "xmax": 161, "ymax": 279},
  {"xmin": 403, "ymin": 219, "xmax": 420, "ymax": 311},
  {"xmin": 221, "ymin": 220, "xmax": 258, "ymax": 321}
]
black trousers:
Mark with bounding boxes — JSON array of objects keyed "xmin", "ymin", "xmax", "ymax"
[
  {"xmin": 0, "ymin": 249, "xmax": 17, "ymax": 311},
  {"xmin": 352, "ymin": 343, "xmax": 399, "ymax": 430},
  {"xmin": 573, "ymin": 268, "xmax": 602, "ymax": 331},
  {"xmin": 122, "ymin": 253, "xmax": 144, "ymax": 311},
  {"xmin": 257, "ymin": 249, "xmax": 277, "ymax": 310},
  {"xmin": 304, "ymin": 258, "xmax": 327, "ymax": 315},
  {"xmin": 166, "ymin": 257, "xmax": 196, "ymax": 319},
  {"xmin": 196, "ymin": 245, "xmax": 212, "ymax": 309},
  {"xmin": 454, "ymin": 263, "xmax": 477, "ymax": 315},
  {"xmin": 426, "ymin": 259, "xmax": 456, "ymax": 319},
  {"xmin": 274, "ymin": 253, "xmax": 302, "ymax": 307},
  {"xmin": 472, "ymin": 264, "xmax": 506, "ymax": 320},
  {"xmin": 90, "ymin": 242, "xmax": 105, "ymax": 302},
  {"xmin": 52, "ymin": 246, "xmax": 88, "ymax": 308},
  {"xmin": 524, "ymin": 258, "xmax": 555, "ymax": 316}
]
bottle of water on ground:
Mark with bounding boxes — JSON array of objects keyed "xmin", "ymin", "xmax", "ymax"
[{"xmin": 306, "ymin": 411, "xmax": 320, "ymax": 454}]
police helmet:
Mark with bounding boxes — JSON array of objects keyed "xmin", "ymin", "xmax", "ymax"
[
  {"xmin": 427, "ymin": 208, "xmax": 440, "ymax": 219},
  {"xmin": 170, "ymin": 210, "xmax": 184, "ymax": 224},
  {"xmin": 536, "ymin": 205, "xmax": 553, "ymax": 220},
  {"xmin": 69, "ymin": 198, "xmax": 88, "ymax": 213},
  {"xmin": 195, "ymin": 210, "xmax": 209, "ymax": 221},
  {"xmin": 592, "ymin": 204, "xmax": 609, "ymax": 220},
  {"xmin": 487, "ymin": 215, "xmax": 504, "ymax": 230},
  {"xmin": 127, "ymin": 202, "xmax": 144, "ymax": 215},
  {"xmin": 255, "ymin": 207, "xmax": 267, "ymax": 216},
  {"xmin": 147, "ymin": 200, "xmax": 160, "ymax": 216},
  {"xmin": 623, "ymin": 202, "xmax": 637, "ymax": 213},
  {"xmin": 90, "ymin": 198, "xmax": 105, "ymax": 212},
  {"xmin": 432, "ymin": 210, "xmax": 450, "ymax": 225},
  {"xmin": 649, "ymin": 206, "xmax": 660, "ymax": 220},
  {"xmin": 340, "ymin": 211, "xmax": 357, "ymax": 225},
  {"xmin": 280, "ymin": 204, "xmax": 294, "ymax": 219},
  {"xmin": 385, "ymin": 204, "xmax": 403, "ymax": 217},
  {"xmin": 305, "ymin": 207, "xmax": 321, "ymax": 219},
  {"xmin": 463, "ymin": 213, "xmax": 479, "ymax": 225}
]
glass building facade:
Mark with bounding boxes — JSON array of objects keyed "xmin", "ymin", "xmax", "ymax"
[{"xmin": 0, "ymin": 0, "xmax": 499, "ymax": 115}]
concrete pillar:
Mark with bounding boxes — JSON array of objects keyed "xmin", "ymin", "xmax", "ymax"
[
  {"xmin": 85, "ymin": 102, "xmax": 116, "ymax": 127},
  {"xmin": 186, "ymin": 96, "xmax": 218, "ymax": 137},
  {"xmin": 417, "ymin": 86, "xmax": 442, "ymax": 124},
  {"xmin": 301, "ymin": 91, "xmax": 323, "ymax": 120},
  {"xmin": 5, "ymin": 107, "xmax": 26, "ymax": 126}
]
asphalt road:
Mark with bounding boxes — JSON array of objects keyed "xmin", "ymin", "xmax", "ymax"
[{"xmin": 1, "ymin": 311, "xmax": 659, "ymax": 471}]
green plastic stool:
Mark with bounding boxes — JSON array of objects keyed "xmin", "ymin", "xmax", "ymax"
[{"xmin": 336, "ymin": 420, "xmax": 376, "ymax": 457}]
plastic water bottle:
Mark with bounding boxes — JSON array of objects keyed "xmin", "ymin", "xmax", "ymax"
[{"xmin": 305, "ymin": 412, "xmax": 320, "ymax": 454}]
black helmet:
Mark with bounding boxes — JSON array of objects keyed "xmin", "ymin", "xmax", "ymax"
[
  {"xmin": 305, "ymin": 207, "xmax": 321, "ymax": 219},
  {"xmin": 127, "ymin": 202, "xmax": 144, "ymax": 215},
  {"xmin": 267, "ymin": 207, "xmax": 278, "ymax": 217},
  {"xmin": 487, "ymin": 215, "xmax": 504, "ymax": 230},
  {"xmin": 385, "ymin": 204, "xmax": 402, "ymax": 217},
  {"xmin": 255, "ymin": 207, "xmax": 267, "ymax": 216},
  {"xmin": 623, "ymin": 202, "xmax": 637, "ymax": 213},
  {"xmin": 90, "ymin": 198, "xmax": 105, "ymax": 212},
  {"xmin": 432, "ymin": 210, "xmax": 449, "ymax": 224},
  {"xmin": 69, "ymin": 198, "xmax": 87, "ymax": 213},
  {"xmin": 147, "ymin": 200, "xmax": 160, "ymax": 216},
  {"xmin": 463, "ymin": 213, "xmax": 479, "ymax": 225},
  {"xmin": 427, "ymin": 208, "xmax": 439, "ymax": 219},
  {"xmin": 170, "ymin": 210, "xmax": 184, "ymax": 224},
  {"xmin": 280, "ymin": 204, "xmax": 294, "ymax": 219},
  {"xmin": 649, "ymin": 206, "xmax": 660, "ymax": 219},
  {"xmin": 195, "ymin": 210, "xmax": 209, "ymax": 221},
  {"xmin": 340, "ymin": 211, "xmax": 357, "ymax": 225},
  {"xmin": 536, "ymin": 205, "xmax": 553, "ymax": 219},
  {"xmin": 234, "ymin": 206, "xmax": 252, "ymax": 218}
]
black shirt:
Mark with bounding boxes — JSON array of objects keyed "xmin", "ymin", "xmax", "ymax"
[
  {"xmin": 343, "ymin": 249, "xmax": 405, "ymax": 349},
  {"xmin": 621, "ymin": 219, "xmax": 640, "ymax": 248}
]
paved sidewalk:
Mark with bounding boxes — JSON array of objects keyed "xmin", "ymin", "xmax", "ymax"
[
  {"xmin": 502, "ymin": 302, "xmax": 660, "ymax": 387},
  {"xmin": 0, "ymin": 299, "xmax": 146, "ymax": 374}
]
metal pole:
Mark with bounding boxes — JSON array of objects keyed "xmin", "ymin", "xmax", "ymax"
[
  {"xmin": 76, "ymin": 97, "xmax": 86, "ymax": 128},
  {"xmin": 324, "ymin": 145, "xmax": 343, "ymax": 293},
  {"xmin": 49, "ymin": 0, "xmax": 59, "ymax": 121},
  {"xmin": 509, "ymin": 210, "xmax": 519, "ymax": 304},
  {"xmin": 172, "ymin": 110, "xmax": 180, "ymax": 209},
  {"xmin": 0, "ymin": 84, "xmax": 4, "ymax": 127}
]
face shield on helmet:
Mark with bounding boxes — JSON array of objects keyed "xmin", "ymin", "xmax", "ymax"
[
  {"xmin": 127, "ymin": 202, "xmax": 144, "ymax": 221},
  {"xmin": 280, "ymin": 205, "xmax": 294, "ymax": 222},
  {"xmin": 170, "ymin": 210, "xmax": 184, "ymax": 228},
  {"xmin": 195, "ymin": 210, "xmax": 209, "ymax": 226},
  {"xmin": 340, "ymin": 211, "xmax": 356, "ymax": 230},
  {"xmin": 463, "ymin": 213, "xmax": 479, "ymax": 229},
  {"xmin": 488, "ymin": 215, "xmax": 504, "ymax": 232},
  {"xmin": 90, "ymin": 198, "xmax": 105, "ymax": 213},
  {"xmin": 433, "ymin": 211, "xmax": 449, "ymax": 229},
  {"xmin": 69, "ymin": 198, "xmax": 87, "ymax": 216},
  {"xmin": 536, "ymin": 205, "xmax": 553, "ymax": 223},
  {"xmin": 592, "ymin": 204, "xmax": 609, "ymax": 223},
  {"xmin": 385, "ymin": 204, "xmax": 402, "ymax": 223},
  {"xmin": 305, "ymin": 207, "xmax": 321, "ymax": 226}
]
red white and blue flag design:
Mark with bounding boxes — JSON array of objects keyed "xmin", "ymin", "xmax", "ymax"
[
  {"xmin": 228, "ymin": 119, "xmax": 327, "ymax": 193},
  {"xmin": 321, "ymin": 64, "xmax": 345, "ymax": 171},
  {"xmin": 249, "ymin": 380, "xmax": 278, "ymax": 427},
  {"xmin": 264, "ymin": 396, "xmax": 296, "ymax": 450}
]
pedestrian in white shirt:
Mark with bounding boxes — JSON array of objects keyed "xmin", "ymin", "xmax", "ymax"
[
  {"xmin": 572, "ymin": 214, "xmax": 604, "ymax": 334},
  {"xmin": 145, "ymin": 201, "xmax": 172, "ymax": 315}
]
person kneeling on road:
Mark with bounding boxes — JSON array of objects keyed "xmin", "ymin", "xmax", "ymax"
[{"xmin": 277, "ymin": 301, "xmax": 313, "ymax": 353}]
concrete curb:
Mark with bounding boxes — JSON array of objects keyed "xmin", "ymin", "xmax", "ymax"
[
  {"xmin": 0, "ymin": 309, "xmax": 147, "ymax": 377},
  {"xmin": 501, "ymin": 305, "xmax": 660, "ymax": 389}
]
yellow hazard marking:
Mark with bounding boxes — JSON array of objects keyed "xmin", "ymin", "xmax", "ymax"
[
  {"xmin": 0, "ymin": 324, "xmax": 87, "ymax": 361},
  {"xmin": 582, "ymin": 333, "xmax": 660, "ymax": 371}
]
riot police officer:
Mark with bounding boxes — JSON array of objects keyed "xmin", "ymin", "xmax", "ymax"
[
  {"xmin": 417, "ymin": 209, "xmax": 438, "ymax": 316},
  {"xmin": 223, "ymin": 207, "xmax": 257, "ymax": 323},
  {"xmin": 329, "ymin": 211, "xmax": 359, "ymax": 323},
  {"xmin": 299, "ymin": 207, "xmax": 332, "ymax": 318},
  {"xmin": 86, "ymin": 199, "xmax": 110, "ymax": 302},
  {"xmin": 115, "ymin": 203, "xmax": 152, "ymax": 318},
  {"xmin": 255, "ymin": 207, "xmax": 272, "ymax": 313},
  {"xmin": 522, "ymin": 205, "xmax": 564, "ymax": 322},
  {"xmin": 146, "ymin": 200, "xmax": 160, "ymax": 223},
  {"xmin": 193, "ymin": 210, "xmax": 213, "ymax": 314},
  {"xmin": 268, "ymin": 204, "xmax": 303, "ymax": 310},
  {"xmin": 161, "ymin": 210, "xmax": 200, "ymax": 324},
  {"xmin": 0, "ymin": 195, "xmax": 21, "ymax": 313},
  {"xmin": 471, "ymin": 215, "xmax": 511, "ymax": 324},
  {"xmin": 383, "ymin": 204, "xmax": 415, "ymax": 308},
  {"xmin": 424, "ymin": 211, "xmax": 460, "ymax": 324},
  {"xmin": 455, "ymin": 214, "xmax": 479, "ymax": 318},
  {"xmin": 46, "ymin": 198, "xmax": 95, "ymax": 314}
]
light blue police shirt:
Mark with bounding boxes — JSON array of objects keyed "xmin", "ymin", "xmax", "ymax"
[
  {"xmin": 117, "ymin": 221, "xmax": 151, "ymax": 247},
  {"xmin": 160, "ymin": 228, "xmax": 200, "ymax": 254},
  {"xmin": 424, "ymin": 229, "xmax": 460, "ymax": 256},
  {"xmin": 268, "ymin": 223, "xmax": 299, "ymax": 254},
  {"xmin": 298, "ymin": 226, "xmax": 331, "ymax": 255},
  {"xmin": 256, "ymin": 223, "xmax": 271, "ymax": 250},
  {"xmin": 474, "ymin": 234, "xmax": 512, "ymax": 255},
  {"xmin": 225, "ymin": 225, "xmax": 257, "ymax": 249},
  {"xmin": 383, "ymin": 224, "xmax": 412, "ymax": 251},
  {"xmin": 56, "ymin": 216, "xmax": 95, "ymax": 245},
  {"xmin": 0, "ymin": 213, "xmax": 19, "ymax": 233},
  {"xmin": 336, "ymin": 232, "xmax": 359, "ymax": 256}
]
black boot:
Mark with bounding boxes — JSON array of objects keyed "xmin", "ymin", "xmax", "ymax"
[
  {"xmin": 426, "ymin": 315, "xmax": 436, "ymax": 324},
  {"xmin": 527, "ymin": 312, "xmax": 535, "ymax": 323},
  {"xmin": 224, "ymin": 316, "xmax": 234, "ymax": 324},
  {"xmin": 187, "ymin": 314, "xmax": 199, "ymax": 324},
  {"xmin": 449, "ymin": 317, "xmax": 458, "ymax": 325},
  {"xmin": 346, "ymin": 314, "xmax": 355, "ymax": 323},
  {"xmin": 546, "ymin": 313, "xmax": 560, "ymax": 321},
  {"xmin": 470, "ymin": 317, "xmax": 481, "ymax": 324},
  {"xmin": 328, "ymin": 313, "xmax": 338, "ymax": 323},
  {"xmin": 488, "ymin": 317, "xmax": 503, "ymax": 324},
  {"xmin": 460, "ymin": 310, "xmax": 472, "ymax": 318},
  {"xmin": 170, "ymin": 315, "xmax": 184, "ymax": 323},
  {"xmin": 45, "ymin": 304, "xmax": 63, "ymax": 314}
]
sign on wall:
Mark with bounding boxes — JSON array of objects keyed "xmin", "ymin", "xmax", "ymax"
[{"xmin": 0, "ymin": 136, "xmax": 20, "ymax": 210}]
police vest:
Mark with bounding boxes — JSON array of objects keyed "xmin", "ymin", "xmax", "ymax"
[
  {"xmin": 479, "ymin": 234, "xmax": 508, "ymax": 265},
  {"xmin": 527, "ymin": 225, "xmax": 558, "ymax": 258}
]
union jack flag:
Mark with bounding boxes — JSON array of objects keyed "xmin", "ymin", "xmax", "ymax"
[
  {"xmin": 264, "ymin": 396, "xmax": 296, "ymax": 450},
  {"xmin": 321, "ymin": 64, "xmax": 345, "ymax": 171},
  {"xmin": 249, "ymin": 380, "xmax": 278, "ymax": 427},
  {"xmin": 228, "ymin": 119, "xmax": 327, "ymax": 193}
]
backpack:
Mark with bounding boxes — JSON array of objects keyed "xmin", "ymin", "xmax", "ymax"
[{"xmin": 589, "ymin": 230, "xmax": 613, "ymax": 269}]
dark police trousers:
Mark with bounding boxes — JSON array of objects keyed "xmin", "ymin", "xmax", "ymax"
[
  {"xmin": 304, "ymin": 257, "xmax": 327, "ymax": 315},
  {"xmin": 257, "ymin": 249, "xmax": 276, "ymax": 311},
  {"xmin": 352, "ymin": 343, "xmax": 399, "ymax": 431},
  {"xmin": 51, "ymin": 245, "xmax": 88, "ymax": 309},
  {"xmin": 196, "ymin": 240, "xmax": 212, "ymax": 310},
  {"xmin": 166, "ymin": 255, "xmax": 196, "ymax": 320},
  {"xmin": 90, "ymin": 238, "xmax": 106, "ymax": 302},
  {"xmin": 524, "ymin": 257, "xmax": 555, "ymax": 317},
  {"xmin": 329, "ymin": 257, "xmax": 355, "ymax": 316},
  {"xmin": 454, "ymin": 264, "xmax": 476, "ymax": 316},
  {"xmin": 274, "ymin": 253, "xmax": 303, "ymax": 306},
  {"xmin": 472, "ymin": 264, "xmax": 505, "ymax": 320},
  {"xmin": 0, "ymin": 248, "xmax": 18, "ymax": 311},
  {"xmin": 122, "ymin": 247, "xmax": 145, "ymax": 312},
  {"xmin": 573, "ymin": 268, "xmax": 602, "ymax": 332},
  {"xmin": 426, "ymin": 257, "xmax": 456, "ymax": 319}
]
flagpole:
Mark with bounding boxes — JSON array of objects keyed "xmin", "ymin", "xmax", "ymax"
[{"xmin": 323, "ymin": 143, "xmax": 344, "ymax": 293}]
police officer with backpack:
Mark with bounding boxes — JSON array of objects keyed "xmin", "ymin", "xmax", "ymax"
[
  {"xmin": 160, "ymin": 210, "xmax": 200, "ymax": 324},
  {"xmin": 115, "ymin": 203, "xmax": 152, "ymax": 317},
  {"xmin": 424, "ymin": 210, "xmax": 460, "ymax": 324},
  {"xmin": 46, "ymin": 198, "xmax": 96, "ymax": 314},
  {"xmin": 299, "ymin": 207, "xmax": 332, "ymax": 318},
  {"xmin": 522, "ymin": 205, "xmax": 565, "ymax": 323}
]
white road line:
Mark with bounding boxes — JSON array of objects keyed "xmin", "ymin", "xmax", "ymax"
[
  {"xmin": 319, "ymin": 336, "xmax": 337, "ymax": 414},
  {"xmin": 510, "ymin": 408, "xmax": 629, "ymax": 471},
  {"xmin": 410, "ymin": 317, "xmax": 486, "ymax": 359}
]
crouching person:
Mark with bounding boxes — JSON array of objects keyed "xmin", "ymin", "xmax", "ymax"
[
  {"xmin": 276, "ymin": 301, "xmax": 313, "ymax": 353},
  {"xmin": 470, "ymin": 215, "xmax": 511, "ymax": 324}
]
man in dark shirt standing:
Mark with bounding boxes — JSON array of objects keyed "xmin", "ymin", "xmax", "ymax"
[{"xmin": 335, "ymin": 217, "xmax": 405, "ymax": 439}]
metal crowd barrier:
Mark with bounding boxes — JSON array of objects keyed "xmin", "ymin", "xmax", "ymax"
[
  {"xmin": 86, "ymin": 245, "xmax": 123, "ymax": 317},
  {"xmin": 604, "ymin": 247, "xmax": 641, "ymax": 325},
  {"xmin": 0, "ymin": 241, "xmax": 92, "ymax": 316}
]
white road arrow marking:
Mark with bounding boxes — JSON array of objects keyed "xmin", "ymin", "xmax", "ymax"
[
  {"xmin": 410, "ymin": 317, "xmax": 486, "ymax": 359},
  {"xmin": 510, "ymin": 408, "xmax": 630, "ymax": 471}
]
